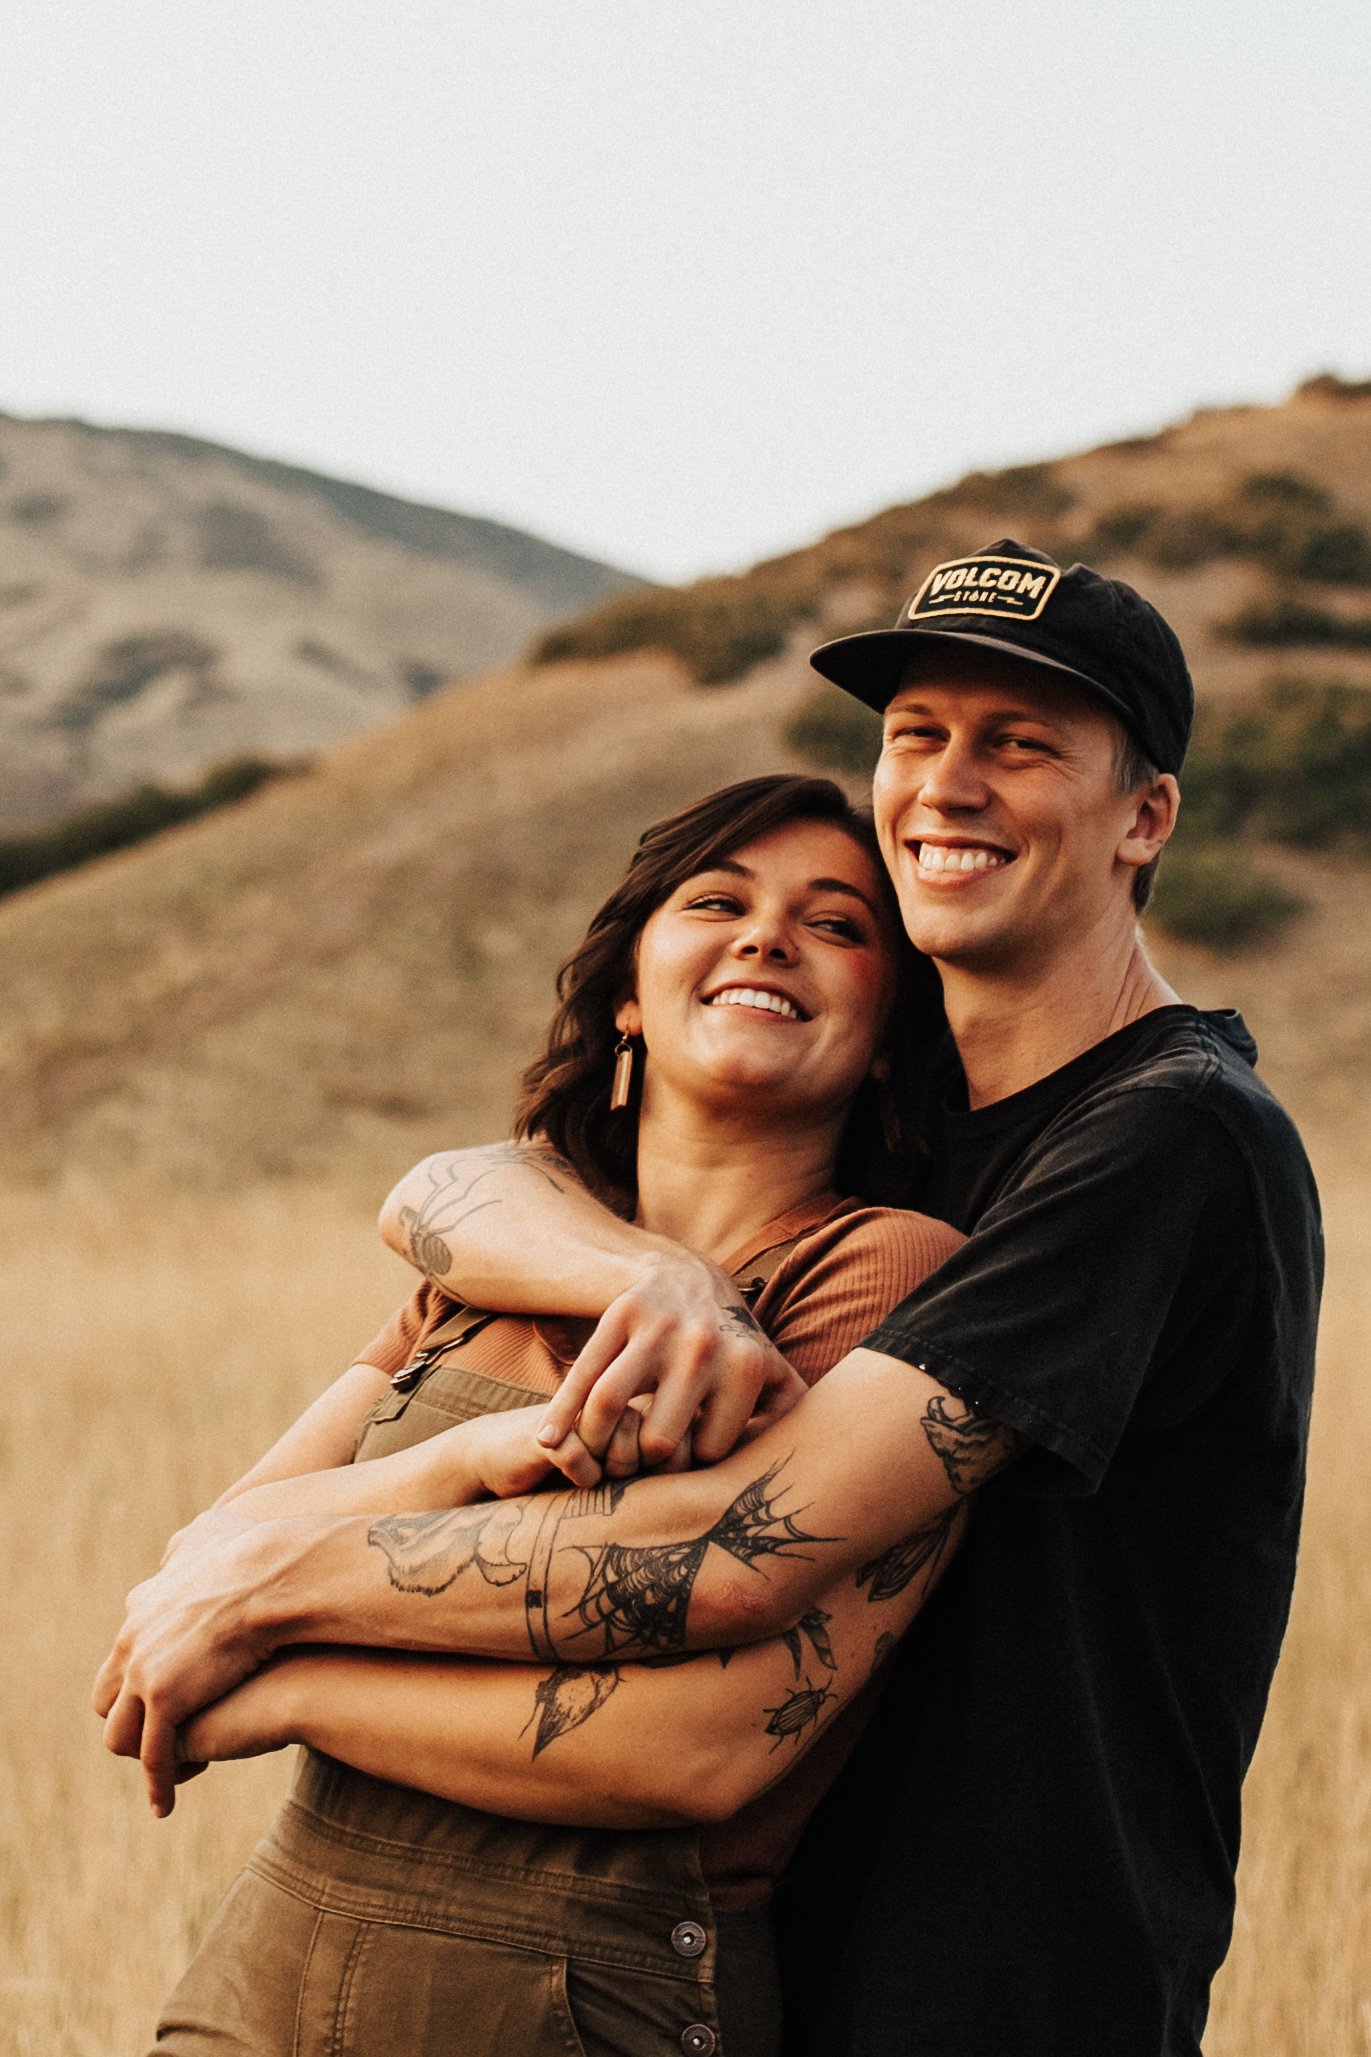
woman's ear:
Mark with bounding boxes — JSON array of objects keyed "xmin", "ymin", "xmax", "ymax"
[{"xmin": 615, "ymin": 999, "xmax": 642, "ymax": 1037}]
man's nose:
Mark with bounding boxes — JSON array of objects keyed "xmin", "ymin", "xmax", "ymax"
[{"xmin": 917, "ymin": 739, "xmax": 990, "ymax": 813}]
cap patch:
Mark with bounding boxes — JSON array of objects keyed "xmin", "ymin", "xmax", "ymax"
[{"xmin": 908, "ymin": 554, "xmax": 1062, "ymax": 624}]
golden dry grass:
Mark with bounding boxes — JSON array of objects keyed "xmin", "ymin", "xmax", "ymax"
[{"xmin": 0, "ymin": 1153, "xmax": 1367, "ymax": 2054}]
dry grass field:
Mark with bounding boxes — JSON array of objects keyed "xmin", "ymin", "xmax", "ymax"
[{"xmin": 0, "ymin": 1144, "xmax": 1366, "ymax": 2056}]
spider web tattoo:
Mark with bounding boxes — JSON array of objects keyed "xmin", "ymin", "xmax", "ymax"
[{"xmin": 561, "ymin": 1459, "xmax": 834, "ymax": 1660}]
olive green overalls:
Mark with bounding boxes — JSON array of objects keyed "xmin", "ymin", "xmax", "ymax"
[{"xmin": 152, "ymin": 1239, "xmax": 800, "ymax": 2057}]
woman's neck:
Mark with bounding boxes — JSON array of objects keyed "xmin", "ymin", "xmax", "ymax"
[{"xmin": 633, "ymin": 1097, "xmax": 843, "ymax": 1265}]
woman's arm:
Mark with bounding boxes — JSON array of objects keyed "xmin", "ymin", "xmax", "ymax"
[
  {"xmin": 213, "ymin": 1363, "xmax": 394, "ymax": 1506},
  {"xmin": 179, "ymin": 1513, "xmax": 962, "ymax": 1827},
  {"xmin": 207, "ymin": 1406, "xmax": 599, "ymax": 1528}
]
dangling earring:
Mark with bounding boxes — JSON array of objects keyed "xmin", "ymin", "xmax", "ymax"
[{"xmin": 609, "ymin": 1033, "xmax": 637, "ymax": 1112}]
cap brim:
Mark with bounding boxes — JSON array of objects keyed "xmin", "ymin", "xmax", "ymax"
[{"xmin": 809, "ymin": 624, "xmax": 1138, "ymax": 734}]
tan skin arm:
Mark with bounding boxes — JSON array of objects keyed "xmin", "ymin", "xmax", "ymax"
[
  {"xmin": 379, "ymin": 1145, "xmax": 799, "ymax": 1463},
  {"xmin": 96, "ymin": 1348, "xmax": 1021, "ymax": 1813},
  {"xmin": 180, "ymin": 1512, "xmax": 959, "ymax": 1829}
]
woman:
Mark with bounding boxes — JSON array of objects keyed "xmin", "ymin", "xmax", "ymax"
[{"xmin": 143, "ymin": 775, "xmax": 962, "ymax": 2057}]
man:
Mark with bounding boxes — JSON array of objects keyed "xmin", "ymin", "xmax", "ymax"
[{"xmin": 98, "ymin": 540, "xmax": 1321, "ymax": 2055}]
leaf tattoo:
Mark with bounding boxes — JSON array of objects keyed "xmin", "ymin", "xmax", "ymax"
[
  {"xmin": 524, "ymin": 1665, "xmax": 621, "ymax": 1757},
  {"xmin": 782, "ymin": 1607, "xmax": 836, "ymax": 1676},
  {"xmin": 856, "ymin": 1504, "xmax": 959, "ymax": 1603}
]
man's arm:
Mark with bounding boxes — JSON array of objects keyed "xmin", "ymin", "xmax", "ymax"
[
  {"xmin": 96, "ymin": 1349, "xmax": 1022, "ymax": 1808},
  {"xmin": 177, "ymin": 1506, "xmax": 962, "ymax": 1826},
  {"xmin": 380, "ymin": 1143, "xmax": 675, "ymax": 1312},
  {"xmin": 380, "ymin": 1144, "xmax": 800, "ymax": 1462}
]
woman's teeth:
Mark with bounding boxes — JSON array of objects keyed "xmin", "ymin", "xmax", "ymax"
[
  {"xmin": 917, "ymin": 844, "xmax": 1009, "ymax": 875},
  {"xmin": 707, "ymin": 988, "xmax": 801, "ymax": 1019}
]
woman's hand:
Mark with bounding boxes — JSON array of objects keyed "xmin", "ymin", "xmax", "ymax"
[
  {"xmin": 176, "ymin": 1657, "xmax": 303, "ymax": 1779},
  {"xmin": 459, "ymin": 1406, "xmax": 603, "ymax": 1498},
  {"xmin": 537, "ymin": 1253, "xmax": 806, "ymax": 1471}
]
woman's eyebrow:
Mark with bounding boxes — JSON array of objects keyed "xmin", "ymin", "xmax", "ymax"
[{"xmin": 809, "ymin": 878, "xmax": 880, "ymax": 916}]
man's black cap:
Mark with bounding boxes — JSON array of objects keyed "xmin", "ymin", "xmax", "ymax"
[{"xmin": 809, "ymin": 538, "xmax": 1193, "ymax": 775}]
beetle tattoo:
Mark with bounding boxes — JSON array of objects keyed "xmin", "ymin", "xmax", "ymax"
[{"xmin": 763, "ymin": 1677, "xmax": 839, "ymax": 1752}]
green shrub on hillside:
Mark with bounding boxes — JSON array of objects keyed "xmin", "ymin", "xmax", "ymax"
[
  {"xmin": 1218, "ymin": 596, "xmax": 1371, "ymax": 649},
  {"xmin": 0, "ymin": 757, "xmax": 296, "ymax": 901},
  {"xmin": 1150, "ymin": 841, "xmax": 1306, "ymax": 951},
  {"xmin": 784, "ymin": 684, "xmax": 883, "ymax": 774},
  {"xmin": 532, "ymin": 576, "xmax": 807, "ymax": 684},
  {"xmin": 1086, "ymin": 473, "xmax": 1371, "ymax": 586},
  {"xmin": 1183, "ymin": 678, "xmax": 1371, "ymax": 853}
]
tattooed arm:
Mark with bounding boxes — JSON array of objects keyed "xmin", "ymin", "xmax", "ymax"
[
  {"xmin": 178, "ymin": 1498, "xmax": 964, "ymax": 1827},
  {"xmin": 379, "ymin": 1143, "xmax": 683, "ymax": 1314},
  {"xmin": 380, "ymin": 1145, "xmax": 801, "ymax": 1464},
  {"xmin": 96, "ymin": 1351, "xmax": 1022, "ymax": 1811}
]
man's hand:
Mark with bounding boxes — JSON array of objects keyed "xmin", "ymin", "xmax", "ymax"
[
  {"xmin": 537, "ymin": 1253, "xmax": 806, "ymax": 1469},
  {"xmin": 92, "ymin": 1521, "xmax": 281, "ymax": 1818}
]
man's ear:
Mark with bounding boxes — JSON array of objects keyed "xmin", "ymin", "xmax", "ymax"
[
  {"xmin": 615, "ymin": 999, "xmax": 642, "ymax": 1036},
  {"xmin": 1118, "ymin": 773, "xmax": 1181, "ymax": 873}
]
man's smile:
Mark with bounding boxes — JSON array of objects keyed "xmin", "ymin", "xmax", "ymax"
[{"xmin": 909, "ymin": 838, "xmax": 1015, "ymax": 879}]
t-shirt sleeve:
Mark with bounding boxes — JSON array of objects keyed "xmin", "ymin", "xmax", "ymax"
[
  {"xmin": 755, "ymin": 1206, "xmax": 965, "ymax": 1385},
  {"xmin": 863, "ymin": 1088, "xmax": 1257, "ymax": 1495},
  {"xmin": 352, "ymin": 1282, "xmax": 445, "ymax": 1375}
]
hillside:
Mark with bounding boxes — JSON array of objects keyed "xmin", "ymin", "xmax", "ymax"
[
  {"xmin": 0, "ymin": 412, "xmax": 642, "ymax": 831},
  {"xmin": 3, "ymin": 375, "xmax": 1370, "ymax": 1191}
]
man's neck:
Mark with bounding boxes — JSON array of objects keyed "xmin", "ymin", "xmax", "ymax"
[{"xmin": 940, "ymin": 928, "xmax": 1182, "ymax": 1109}]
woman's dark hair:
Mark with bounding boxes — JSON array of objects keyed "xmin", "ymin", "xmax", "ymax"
[{"xmin": 513, "ymin": 774, "xmax": 945, "ymax": 1209}]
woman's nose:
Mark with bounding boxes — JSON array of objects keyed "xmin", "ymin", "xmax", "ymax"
[{"xmin": 730, "ymin": 920, "xmax": 796, "ymax": 963}]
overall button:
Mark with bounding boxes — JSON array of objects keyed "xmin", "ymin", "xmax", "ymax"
[
  {"xmin": 680, "ymin": 2028, "xmax": 716, "ymax": 2056},
  {"xmin": 671, "ymin": 1920, "xmax": 708, "ymax": 1960}
]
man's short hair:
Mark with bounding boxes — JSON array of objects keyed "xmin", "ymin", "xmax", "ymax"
[{"xmin": 1112, "ymin": 727, "xmax": 1163, "ymax": 912}]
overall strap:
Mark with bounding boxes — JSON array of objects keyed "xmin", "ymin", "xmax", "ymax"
[{"xmin": 733, "ymin": 1230, "xmax": 807, "ymax": 1306}]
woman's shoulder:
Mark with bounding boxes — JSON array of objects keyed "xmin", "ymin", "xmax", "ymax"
[
  {"xmin": 751, "ymin": 1199, "xmax": 964, "ymax": 1385},
  {"xmin": 789, "ymin": 1197, "xmax": 964, "ymax": 1277}
]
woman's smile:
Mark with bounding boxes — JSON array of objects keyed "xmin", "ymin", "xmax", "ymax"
[{"xmin": 619, "ymin": 817, "xmax": 897, "ymax": 1127}]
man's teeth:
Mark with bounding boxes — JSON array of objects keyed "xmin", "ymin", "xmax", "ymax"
[
  {"xmin": 917, "ymin": 845, "xmax": 1009, "ymax": 875},
  {"xmin": 707, "ymin": 988, "xmax": 801, "ymax": 1019}
]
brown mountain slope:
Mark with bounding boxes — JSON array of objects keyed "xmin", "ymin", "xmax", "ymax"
[
  {"xmin": 3, "ymin": 378, "xmax": 1369, "ymax": 1191},
  {"xmin": 0, "ymin": 412, "xmax": 643, "ymax": 832}
]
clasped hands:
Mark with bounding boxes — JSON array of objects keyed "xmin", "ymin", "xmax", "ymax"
[{"xmin": 94, "ymin": 1256, "xmax": 802, "ymax": 1817}]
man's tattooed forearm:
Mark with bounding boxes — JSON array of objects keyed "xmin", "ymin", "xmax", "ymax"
[
  {"xmin": 367, "ymin": 1502, "xmax": 528, "ymax": 1596},
  {"xmin": 920, "ymin": 1393, "xmax": 1025, "ymax": 1495},
  {"xmin": 399, "ymin": 1145, "xmax": 572, "ymax": 1280},
  {"xmin": 561, "ymin": 1458, "xmax": 835, "ymax": 1661},
  {"xmin": 369, "ymin": 1456, "xmax": 840, "ymax": 1669},
  {"xmin": 856, "ymin": 1503, "xmax": 960, "ymax": 1603}
]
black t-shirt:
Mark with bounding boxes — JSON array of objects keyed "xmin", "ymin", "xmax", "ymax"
[{"xmin": 776, "ymin": 1007, "xmax": 1322, "ymax": 2057}]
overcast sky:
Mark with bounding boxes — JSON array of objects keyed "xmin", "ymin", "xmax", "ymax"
[{"xmin": 2, "ymin": 1, "xmax": 1368, "ymax": 583}]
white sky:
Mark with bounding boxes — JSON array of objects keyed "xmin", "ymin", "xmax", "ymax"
[{"xmin": 2, "ymin": 1, "xmax": 1368, "ymax": 583}]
